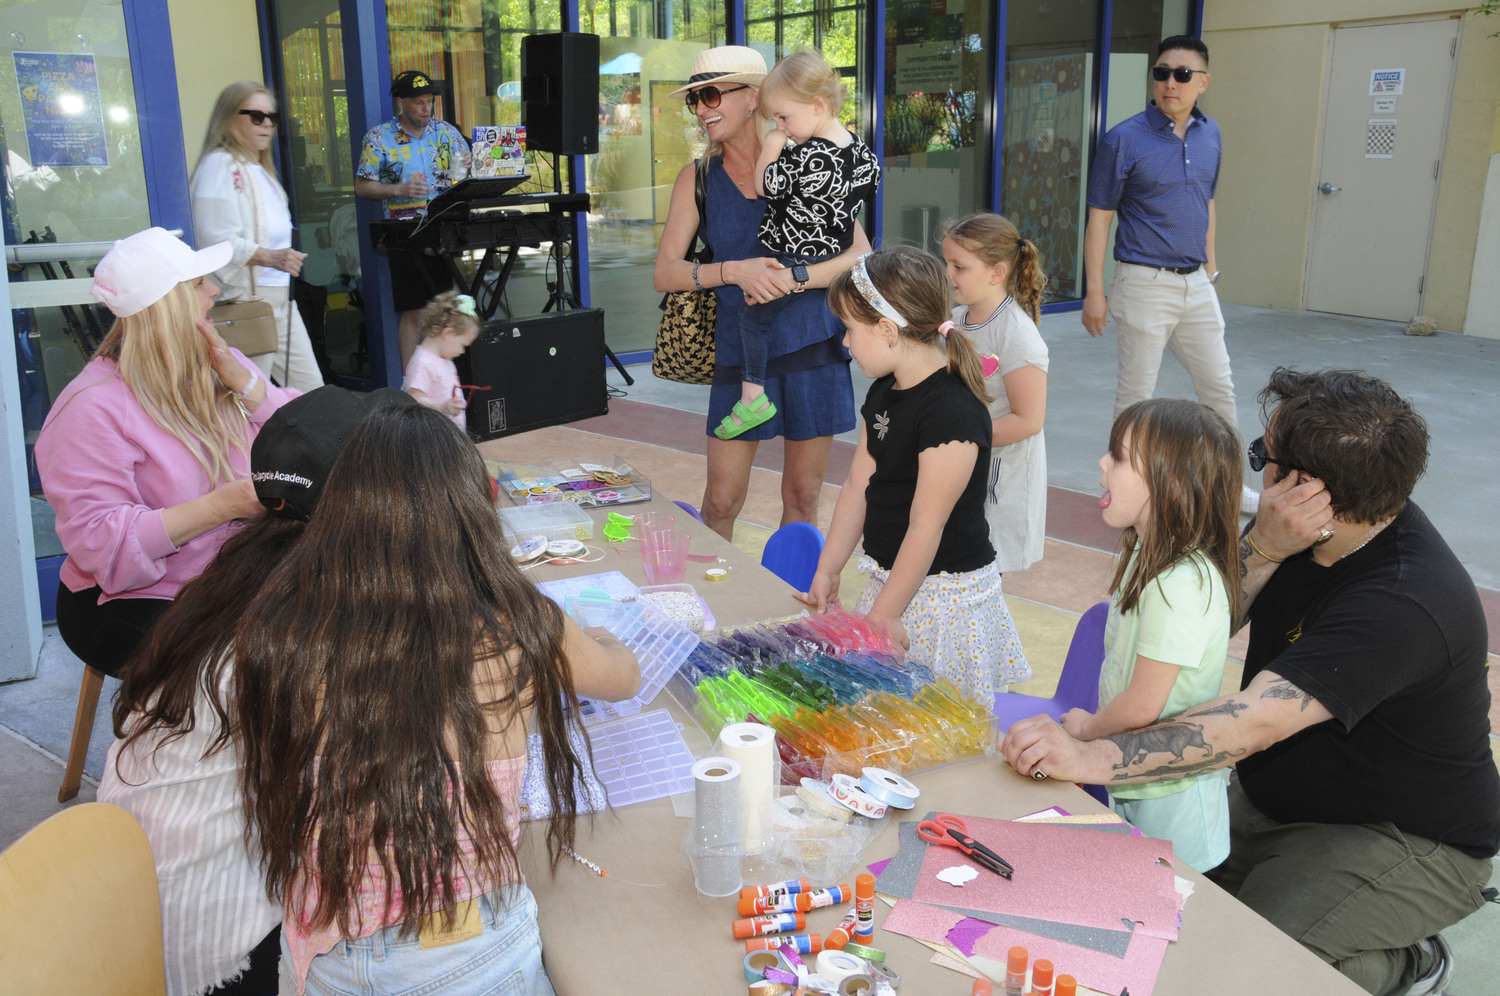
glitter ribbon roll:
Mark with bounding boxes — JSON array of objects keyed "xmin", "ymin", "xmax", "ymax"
[
  {"xmin": 840, "ymin": 974, "xmax": 878, "ymax": 995},
  {"xmin": 858, "ymin": 766, "xmax": 919, "ymax": 810},
  {"xmin": 797, "ymin": 778, "xmax": 853, "ymax": 822},
  {"xmin": 719, "ymin": 722, "xmax": 778, "ymax": 854},
  {"xmin": 829, "ymin": 773, "xmax": 889, "ymax": 819},
  {"xmin": 744, "ymin": 950, "xmax": 783, "ymax": 983},
  {"xmin": 688, "ymin": 756, "xmax": 742, "ymax": 897}
]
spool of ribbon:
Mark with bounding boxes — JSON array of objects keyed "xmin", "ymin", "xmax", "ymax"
[
  {"xmin": 829, "ymin": 773, "xmax": 889, "ymax": 819},
  {"xmin": 815, "ymin": 950, "xmax": 868, "ymax": 987},
  {"xmin": 859, "ymin": 767, "xmax": 919, "ymax": 810},
  {"xmin": 840, "ymin": 974, "xmax": 878, "ymax": 995},
  {"xmin": 688, "ymin": 756, "xmax": 742, "ymax": 897},
  {"xmin": 797, "ymin": 778, "xmax": 852, "ymax": 822},
  {"xmin": 747, "ymin": 981, "xmax": 794, "ymax": 996},
  {"xmin": 868, "ymin": 960, "xmax": 901, "ymax": 988},
  {"xmin": 841, "ymin": 941, "xmax": 886, "ymax": 962}
]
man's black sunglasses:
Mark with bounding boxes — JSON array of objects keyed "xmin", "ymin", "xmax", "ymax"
[
  {"xmin": 238, "ymin": 109, "xmax": 281, "ymax": 126},
  {"xmin": 1151, "ymin": 66, "xmax": 1208, "ymax": 84},
  {"xmin": 685, "ymin": 84, "xmax": 750, "ymax": 109},
  {"xmin": 1247, "ymin": 436, "xmax": 1295, "ymax": 473}
]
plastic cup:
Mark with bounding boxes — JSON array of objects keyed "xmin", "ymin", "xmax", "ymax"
[
  {"xmin": 634, "ymin": 510, "xmax": 676, "ymax": 540},
  {"xmin": 641, "ymin": 528, "xmax": 691, "ymax": 584}
]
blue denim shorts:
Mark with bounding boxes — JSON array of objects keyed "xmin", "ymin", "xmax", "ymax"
[{"xmin": 281, "ymin": 885, "xmax": 556, "ymax": 996}]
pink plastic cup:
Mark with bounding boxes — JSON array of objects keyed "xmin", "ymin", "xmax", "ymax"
[
  {"xmin": 641, "ymin": 528, "xmax": 692, "ymax": 584},
  {"xmin": 634, "ymin": 511, "xmax": 676, "ymax": 538}
]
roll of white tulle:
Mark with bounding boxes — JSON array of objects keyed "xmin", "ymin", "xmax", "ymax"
[{"xmin": 717, "ymin": 722, "xmax": 778, "ymax": 853}]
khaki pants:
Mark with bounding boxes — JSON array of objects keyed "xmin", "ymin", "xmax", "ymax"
[
  {"xmin": 1209, "ymin": 775, "xmax": 1493, "ymax": 995},
  {"xmin": 247, "ymin": 282, "xmax": 324, "ymax": 393},
  {"xmin": 1108, "ymin": 262, "xmax": 1237, "ymax": 431}
]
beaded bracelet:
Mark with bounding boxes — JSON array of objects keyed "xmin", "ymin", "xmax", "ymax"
[{"xmin": 232, "ymin": 365, "xmax": 260, "ymax": 402}]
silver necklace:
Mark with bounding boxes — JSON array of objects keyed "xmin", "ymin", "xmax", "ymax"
[{"xmin": 1340, "ymin": 518, "xmax": 1391, "ymax": 560}]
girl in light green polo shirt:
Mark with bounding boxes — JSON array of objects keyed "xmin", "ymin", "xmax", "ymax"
[{"xmin": 1061, "ymin": 398, "xmax": 1242, "ymax": 872}]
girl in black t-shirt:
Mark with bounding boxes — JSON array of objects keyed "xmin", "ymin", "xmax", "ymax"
[{"xmin": 797, "ymin": 247, "xmax": 1031, "ymax": 703}]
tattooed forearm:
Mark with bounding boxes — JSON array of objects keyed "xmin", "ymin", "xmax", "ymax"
[
  {"xmin": 1111, "ymin": 749, "xmax": 1248, "ymax": 782},
  {"xmin": 1184, "ymin": 699, "xmax": 1249, "ymax": 719},
  {"xmin": 1261, "ymin": 679, "xmax": 1314, "ymax": 711},
  {"xmin": 1106, "ymin": 722, "xmax": 1211, "ymax": 770},
  {"xmin": 1239, "ymin": 536, "xmax": 1252, "ymax": 579}
]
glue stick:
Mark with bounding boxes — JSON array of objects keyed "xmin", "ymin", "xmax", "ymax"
[
  {"xmin": 1030, "ymin": 958, "xmax": 1054, "ymax": 996},
  {"xmin": 973, "ymin": 981, "xmax": 993, "ymax": 996},
  {"xmin": 740, "ymin": 878, "xmax": 812, "ymax": 901},
  {"xmin": 825, "ymin": 906, "xmax": 859, "ymax": 950},
  {"xmin": 732, "ymin": 911, "xmax": 806, "ymax": 939},
  {"xmin": 745, "ymin": 933, "xmax": 822, "ymax": 955},
  {"xmin": 853, "ymin": 873, "xmax": 876, "ymax": 940},
  {"xmin": 1005, "ymin": 946, "xmax": 1028, "ymax": 996},
  {"xmin": 1054, "ymin": 975, "xmax": 1077, "ymax": 996}
]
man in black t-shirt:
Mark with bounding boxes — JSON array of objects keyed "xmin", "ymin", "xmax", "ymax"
[{"xmin": 1002, "ymin": 368, "xmax": 1497, "ymax": 996}]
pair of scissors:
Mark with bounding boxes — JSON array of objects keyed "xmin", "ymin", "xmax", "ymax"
[{"xmin": 916, "ymin": 813, "xmax": 1014, "ymax": 879}]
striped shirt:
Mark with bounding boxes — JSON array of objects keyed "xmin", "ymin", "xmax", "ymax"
[
  {"xmin": 99, "ymin": 666, "xmax": 280, "ymax": 996},
  {"xmin": 1087, "ymin": 101, "xmax": 1221, "ymax": 270}
]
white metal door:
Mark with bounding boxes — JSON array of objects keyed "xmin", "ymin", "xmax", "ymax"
[{"xmin": 1304, "ymin": 18, "xmax": 1458, "ymax": 320}]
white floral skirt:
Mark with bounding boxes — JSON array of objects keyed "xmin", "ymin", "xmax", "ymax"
[{"xmin": 853, "ymin": 555, "xmax": 1030, "ymax": 703}]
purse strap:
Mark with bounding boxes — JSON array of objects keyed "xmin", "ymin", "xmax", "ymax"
[{"xmin": 686, "ymin": 159, "xmax": 712, "ymax": 264}]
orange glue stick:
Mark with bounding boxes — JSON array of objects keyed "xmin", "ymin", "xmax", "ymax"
[
  {"xmin": 1055, "ymin": 975, "xmax": 1077, "ymax": 996},
  {"xmin": 825, "ymin": 906, "xmax": 859, "ymax": 950},
  {"xmin": 854, "ymin": 873, "xmax": 876, "ymax": 940},
  {"xmin": 1006, "ymin": 946, "xmax": 1027, "ymax": 996},
  {"xmin": 1030, "ymin": 958, "xmax": 1054, "ymax": 996},
  {"xmin": 732, "ymin": 911, "xmax": 806, "ymax": 939}
]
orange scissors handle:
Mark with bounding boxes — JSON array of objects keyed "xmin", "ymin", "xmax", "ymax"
[{"xmin": 916, "ymin": 813, "xmax": 967, "ymax": 845}]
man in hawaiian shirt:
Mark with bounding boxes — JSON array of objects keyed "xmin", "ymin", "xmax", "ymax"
[{"xmin": 355, "ymin": 70, "xmax": 471, "ymax": 365}]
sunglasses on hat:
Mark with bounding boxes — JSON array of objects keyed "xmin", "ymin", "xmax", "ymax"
[
  {"xmin": 1151, "ymin": 66, "xmax": 1208, "ymax": 84},
  {"xmin": 238, "ymin": 109, "xmax": 280, "ymax": 126},
  {"xmin": 685, "ymin": 84, "xmax": 750, "ymax": 109}
]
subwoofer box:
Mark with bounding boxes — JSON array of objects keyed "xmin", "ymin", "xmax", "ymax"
[{"xmin": 460, "ymin": 309, "xmax": 607, "ymax": 440}]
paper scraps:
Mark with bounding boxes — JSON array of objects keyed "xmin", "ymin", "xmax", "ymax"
[{"xmin": 937, "ymin": 865, "xmax": 979, "ymax": 887}]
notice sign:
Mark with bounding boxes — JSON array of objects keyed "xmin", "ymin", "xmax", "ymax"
[
  {"xmin": 894, "ymin": 42, "xmax": 963, "ymax": 94},
  {"xmin": 1369, "ymin": 68, "xmax": 1405, "ymax": 95},
  {"xmin": 13, "ymin": 52, "xmax": 108, "ymax": 167}
]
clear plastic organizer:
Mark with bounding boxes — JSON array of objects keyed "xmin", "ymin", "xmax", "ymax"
[
  {"xmin": 498, "ymin": 502, "xmax": 594, "ymax": 546},
  {"xmin": 489, "ymin": 455, "xmax": 651, "ymax": 509},
  {"xmin": 536, "ymin": 572, "xmax": 700, "ymax": 726}
]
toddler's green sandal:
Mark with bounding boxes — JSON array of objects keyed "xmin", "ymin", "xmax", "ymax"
[{"xmin": 713, "ymin": 395, "xmax": 777, "ymax": 440}]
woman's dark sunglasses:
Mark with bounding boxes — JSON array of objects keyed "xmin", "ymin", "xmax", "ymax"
[
  {"xmin": 685, "ymin": 84, "xmax": 749, "ymax": 109},
  {"xmin": 238, "ymin": 109, "xmax": 280, "ymax": 126},
  {"xmin": 1151, "ymin": 66, "xmax": 1208, "ymax": 84},
  {"xmin": 1247, "ymin": 436, "xmax": 1295, "ymax": 473}
]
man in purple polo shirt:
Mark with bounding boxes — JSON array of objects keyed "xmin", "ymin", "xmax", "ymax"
[{"xmin": 1082, "ymin": 35, "xmax": 1258, "ymax": 513}]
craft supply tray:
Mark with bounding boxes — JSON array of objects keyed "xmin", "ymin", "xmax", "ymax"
[
  {"xmin": 489, "ymin": 454, "xmax": 651, "ymax": 508},
  {"xmin": 498, "ymin": 502, "xmax": 594, "ymax": 545}
]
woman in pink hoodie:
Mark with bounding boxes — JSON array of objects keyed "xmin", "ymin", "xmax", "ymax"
[{"xmin": 35, "ymin": 227, "xmax": 297, "ymax": 679}]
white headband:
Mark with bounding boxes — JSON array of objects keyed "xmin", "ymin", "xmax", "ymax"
[{"xmin": 849, "ymin": 254, "xmax": 908, "ymax": 328}]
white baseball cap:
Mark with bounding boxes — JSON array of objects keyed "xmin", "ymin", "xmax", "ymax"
[{"xmin": 90, "ymin": 227, "xmax": 233, "ymax": 317}]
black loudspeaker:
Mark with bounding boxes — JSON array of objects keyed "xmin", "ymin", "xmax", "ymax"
[
  {"xmin": 460, "ymin": 310, "xmax": 607, "ymax": 440},
  {"xmin": 521, "ymin": 32, "xmax": 600, "ymax": 155}
]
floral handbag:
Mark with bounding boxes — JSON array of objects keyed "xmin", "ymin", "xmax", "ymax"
[{"xmin": 652, "ymin": 163, "xmax": 716, "ymax": 385}]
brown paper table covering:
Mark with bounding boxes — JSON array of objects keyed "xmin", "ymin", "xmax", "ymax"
[{"xmin": 517, "ymin": 495, "xmax": 1364, "ymax": 995}]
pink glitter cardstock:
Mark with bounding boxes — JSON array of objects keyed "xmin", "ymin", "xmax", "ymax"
[
  {"xmin": 971, "ymin": 920, "xmax": 1170, "ymax": 996},
  {"xmin": 911, "ymin": 815, "xmax": 1180, "ymax": 940}
]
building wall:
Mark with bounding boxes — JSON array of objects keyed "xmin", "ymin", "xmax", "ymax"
[
  {"xmin": 1202, "ymin": 2, "xmax": 1500, "ymax": 333},
  {"xmin": 167, "ymin": 0, "xmax": 265, "ymax": 182}
]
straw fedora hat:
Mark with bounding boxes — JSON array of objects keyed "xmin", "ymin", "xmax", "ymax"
[{"xmin": 667, "ymin": 46, "xmax": 767, "ymax": 100}]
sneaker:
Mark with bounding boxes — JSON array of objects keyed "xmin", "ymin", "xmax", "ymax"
[
  {"xmin": 1406, "ymin": 934, "xmax": 1454, "ymax": 996},
  {"xmin": 1240, "ymin": 485, "xmax": 1260, "ymax": 516}
]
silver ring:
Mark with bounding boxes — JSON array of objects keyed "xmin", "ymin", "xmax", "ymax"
[
  {"xmin": 1318, "ymin": 527, "xmax": 1335, "ymax": 543},
  {"xmin": 1031, "ymin": 769, "xmax": 1049, "ymax": 781}
]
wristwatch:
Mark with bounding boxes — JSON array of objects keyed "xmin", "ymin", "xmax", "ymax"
[{"xmin": 791, "ymin": 263, "xmax": 809, "ymax": 292}]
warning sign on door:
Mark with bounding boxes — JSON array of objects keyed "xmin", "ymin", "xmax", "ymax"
[{"xmin": 1369, "ymin": 69, "xmax": 1405, "ymax": 95}]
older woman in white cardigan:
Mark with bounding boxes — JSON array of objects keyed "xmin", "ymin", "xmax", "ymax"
[{"xmin": 191, "ymin": 81, "xmax": 324, "ymax": 392}]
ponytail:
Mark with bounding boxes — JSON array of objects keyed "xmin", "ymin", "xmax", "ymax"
[
  {"xmin": 942, "ymin": 322, "xmax": 993, "ymax": 407},
  {"xmin": 1011, "ymin": 238, "xmax": 1047, "ymax": 323}
]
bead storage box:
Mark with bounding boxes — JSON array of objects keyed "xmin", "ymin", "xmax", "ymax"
[
  {"xmin": 490, "ymin": 455, "xmax": 651, "ymax": 509},
  {"xmin": 497, "ymin": 502, "xmax": 594, "ymax": 546},
  {"xmin": 665, "ymin": 608, "xmax": 999, "ymax": 785}
]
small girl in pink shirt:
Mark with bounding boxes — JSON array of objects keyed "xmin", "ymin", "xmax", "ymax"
[{"xmin": 403, "ymin": 290, "xmax": 479, "ymax": 431}]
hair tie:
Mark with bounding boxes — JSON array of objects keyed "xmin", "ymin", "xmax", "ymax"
[
  {"xmin": 454, "ymin": 294, "xmax": 478, "ymax": 318},
  {"xmin": 937, "ymin": 320, "xmax": 954, "ymax": 338},
  {"xmin": 850, "ymin": 254, "xmax": 908, "ymax": 328}
]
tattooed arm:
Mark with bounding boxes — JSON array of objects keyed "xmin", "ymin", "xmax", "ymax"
[{"xmin": 1000, "ymin": 669, "xmax": 1333, "ymax": 785}]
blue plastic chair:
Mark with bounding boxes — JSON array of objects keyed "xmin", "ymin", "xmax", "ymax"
[
  {"xmin": 760, "ymin": 521, "xmax": 825, "ymax": 592},
  {"xmin": 672, "ymin": 500, "xmax": 704, "ymax": 523}
]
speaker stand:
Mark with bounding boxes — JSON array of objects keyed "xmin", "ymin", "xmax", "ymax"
[{"xmin": 543, "ymin": 239, "xmax": 634, "ymax": 387}]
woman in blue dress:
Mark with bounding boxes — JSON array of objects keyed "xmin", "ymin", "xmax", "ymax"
[{"xmin": 654, "ymin": 46, "xmax": 868, "ymax": 541}]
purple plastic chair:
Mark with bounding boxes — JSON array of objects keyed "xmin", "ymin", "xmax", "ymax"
[
  {"xmin": 993, "ymin": 600, "xmax": 1110, "ymax": 805},
  {"xmin": 672, "ymin": 499, "xmax": 704, "ymax": 522}
]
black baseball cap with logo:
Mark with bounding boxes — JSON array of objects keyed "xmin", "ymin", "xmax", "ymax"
[
  {"xmin": 250, "ymin": 387, "xmax": 413, "ymax": 521},
  {"xmin": 390, "ymin": 70, "xmax": 445, "ymax": 97}
]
